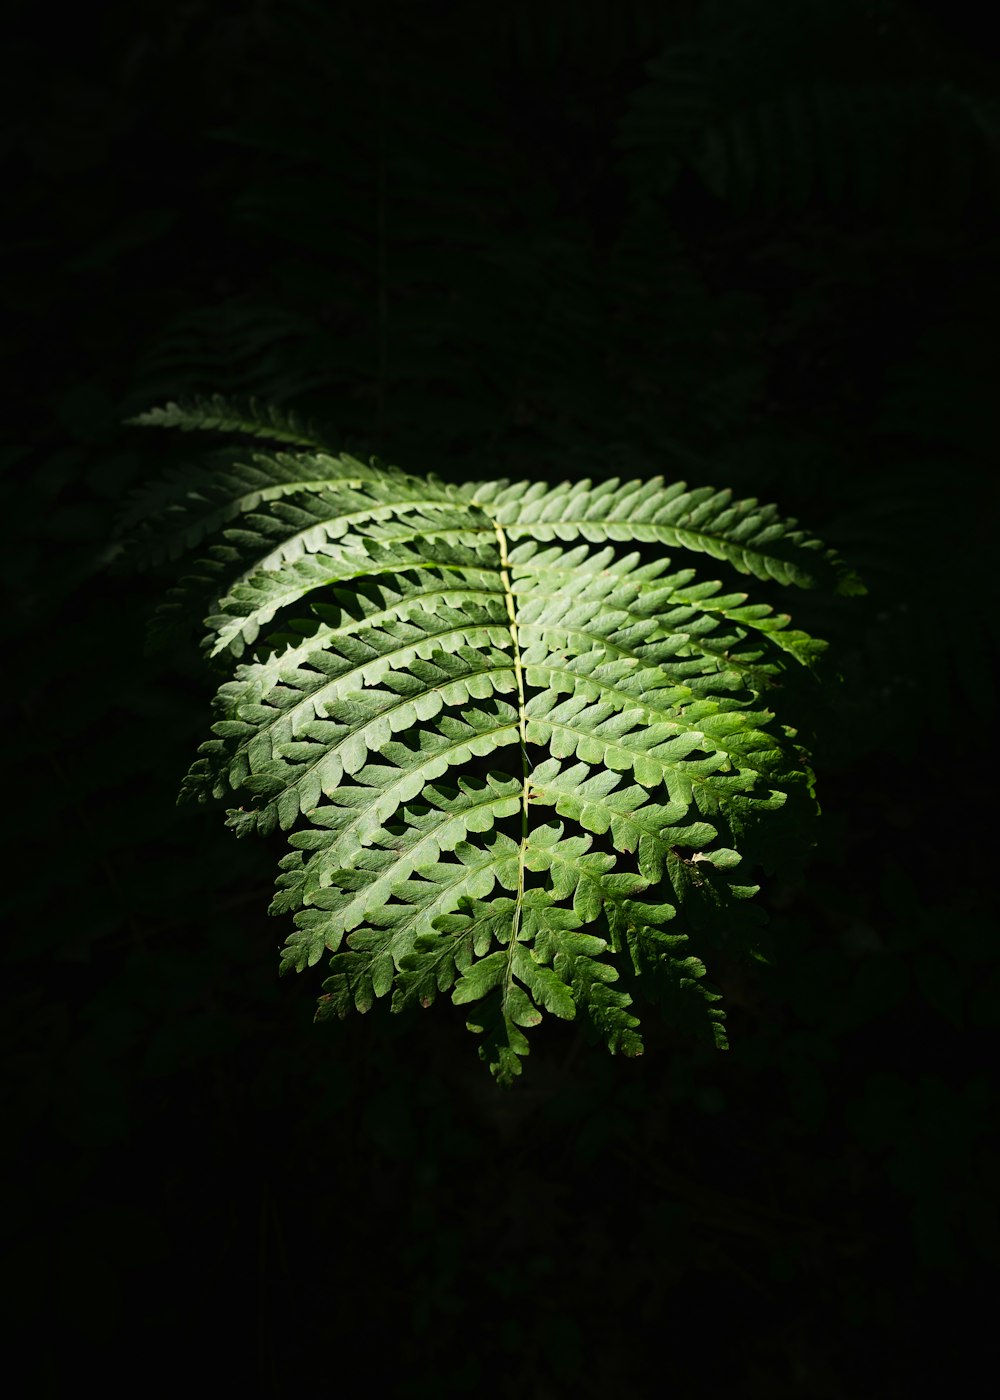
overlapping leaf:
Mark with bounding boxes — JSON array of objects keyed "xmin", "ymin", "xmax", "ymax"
[
  {"xmin": 118, "ymin": 448, "xmax": 401, "ymax": 565},
  {"xmin": 205, "ymin": 507, "xmax": 496, "ymax": 656},
  {"xmin": 469, "ymin": 475, "xmax": 863, "ymax": 593}
]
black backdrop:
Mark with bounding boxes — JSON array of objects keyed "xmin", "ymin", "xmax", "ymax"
[{"xmin": 5, "ymin": 1, "xmax": 997, "ymax": 1393}]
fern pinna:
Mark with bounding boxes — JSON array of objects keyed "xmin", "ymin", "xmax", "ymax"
[{"xmin": 122, "ymin": 396, "xmax": 857, "ymax": 1084}]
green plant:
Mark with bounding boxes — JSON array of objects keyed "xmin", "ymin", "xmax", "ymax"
[{"xmin": 120, "ymin": 395, "xmax": 859, "ymax": 1084}]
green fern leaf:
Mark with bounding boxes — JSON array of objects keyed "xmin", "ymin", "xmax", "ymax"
[
  {"xmin": 469, "ymin": 475, "xmax": 863, "ymax": 594},
  {"xmin": 205, "ymin": 513, "xmax": 497, "ymax": 657},
  {"xmin": 124, "ymin": 398, "xmax": 856, "ymax": 1084},
  {"xmin": 124, "ymin": 393, "xmax": 332, "ymax": 449}
]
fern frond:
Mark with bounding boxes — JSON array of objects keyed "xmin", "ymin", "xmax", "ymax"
[
  {"xmin": 125, "ymin": 393, "xmax": 331, "ymax": 449},
  {"xmin": 692, "ymin": 82, "xmax": 981, "ymax": 215},
  {"xmin": 206, "ymin": 518, "xmax": 498, "ymax": 656},
  {"xmin": 615, "ymin": 40, "xmax": 710, "ymax": 196},
  {"xmin": 528, "ymin": 758, "xmax": 718, "ymax": 878},
  {"xmin": 523, "ymin": 683, "xmax": 781, "ymax": 798},
  {"xmin": 126, "ymin": 399, "xmax": 855, "ymax": 1083},
  {"xmin": 265, "ymin": 702, "xmax": 521, "ymax": 862},
  {"xmin": 619, "ymin": 24, "xmax": 993, "ymax": 219},
  {"xmin": 191, "ymin": 603, "xmax": 511, "ymax": 809},
  {"xmin": 124, "ymin": 477, "xmax": 483, "ymax": 656},
  {"xmin": 189, "ymin": 621, "xmax": 517, "ymax": 832},
  {"xmin": 608, "ymin": 897, "xmax": 728, "ymax": 1048},
  {"xmin": 196, "ymin": 639, "xmax": 517, "ymax": 834},
  {"xmin": 510, "ymin": 540, "xmax": 827, "ymax": 675},
  {"xmin": 469, "ymin": 475, "xmax": 863, "ymax": 593},
  {"xmin": 117, "ymin": 448, "xmax": 407, "ymax": 567},
  {"xmin": 319, "ymin": 823, "xmax": 653, "ymax": 1082},
  {"xmin": 531, "ymin": 758, "xmax": 763, "ymax": 952}
]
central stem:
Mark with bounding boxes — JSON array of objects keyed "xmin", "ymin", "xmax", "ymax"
[{"xmin": 494, "ymin": 521, "xmax": 529, "ymax": 948}]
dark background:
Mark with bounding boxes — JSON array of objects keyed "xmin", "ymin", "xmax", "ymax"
[{"xmin": 4, "ymin": 1, "xmax": 997, "ymax": 1393}]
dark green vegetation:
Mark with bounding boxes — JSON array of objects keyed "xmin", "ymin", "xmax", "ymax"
[
  {"xmin": 122, "ymin": 396, "xmax": 853, "ymax": 1083},
  {"xmin": 6, "ymin": 1, "xmax": 997, "ymax": 1394}
]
